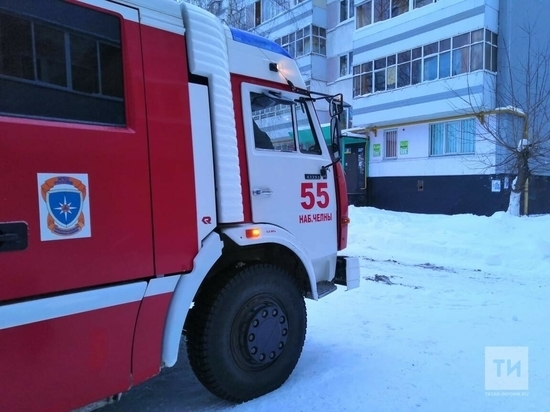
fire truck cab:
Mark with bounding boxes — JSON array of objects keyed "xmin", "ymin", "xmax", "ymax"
[{"xmin": 0, "ymin": 1, "xmax": 359, "ymax": 410}]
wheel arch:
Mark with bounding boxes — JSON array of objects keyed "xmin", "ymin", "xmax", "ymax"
[{"xmin": 220, "ymin": 224, "xmax": 318, "ymax": 300}]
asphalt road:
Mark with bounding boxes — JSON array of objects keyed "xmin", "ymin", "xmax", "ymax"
[{"xmin": 101, "ymin": 339, "xmax": 233, "ymax": 412}]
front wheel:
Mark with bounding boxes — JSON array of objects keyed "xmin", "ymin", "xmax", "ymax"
[{"xmin": 186, "ymin": 264, "xmax": 307, "ymax": 402}]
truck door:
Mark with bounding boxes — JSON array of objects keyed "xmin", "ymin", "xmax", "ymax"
[
  {"xmin": 0, "ymin": 0, "xmax": 153, "ymax": 301},
  {"xmin": 242, "ymin": 86, "xmax": 338, "ymax": 280}
]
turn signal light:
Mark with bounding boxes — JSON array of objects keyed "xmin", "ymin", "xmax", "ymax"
[
  {"xmin": 342, "ymin": 217, "xmax": 351, "ymax": 225},
  {"xmin": 245, "ymin": 228, "xmax": 261, "ymax": 239}
]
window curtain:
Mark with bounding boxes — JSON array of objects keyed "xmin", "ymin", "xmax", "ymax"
[
  {"xmin": 445, "ymin": 121, "xmax": 459, "ymax": 153},
  {"xmin": 430, "ymin": 123, "xmax": 444, "ymax": 155},
  {"xmin": 461, "ymin": 119, "xmax": 475, "ymax": 153}
]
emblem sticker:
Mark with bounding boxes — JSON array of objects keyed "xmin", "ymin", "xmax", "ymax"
[{"xmin": 37, "ymin": 173, "xmax": 91, "ymax": 241}]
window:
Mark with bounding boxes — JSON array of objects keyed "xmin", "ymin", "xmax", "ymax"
[
  {"xmin": 429, "ymin": 119, "xmax": 475, "ymax": 156},
  {"xmin": 296, "ymin": 102, "xmax": 322, "ymax": 154},
  {"xmin": 391, "ymin": 0, "xmax": 409, "ymax": 17},
  {"xmin": 251, "ymin": 92, "xmax": 291, "ymax": 151},
  {"xmin": 452, "ymin": 48, "xmax": 468, "ymax": 76},
  {"xmin": 423, "ymin": 42, "xmax": 438, "ymax": 81},
  {"xmin": 387, "ymin": 65, "xmax": 396, "ymax": 89},
  {"xmin": 374, "ymin": 0, "xmax": 390, "ymax": 23},
  {"xmin": 35, "ymin": 25, "xmax": 67, "ymax": 87},
  {"xmin": 339, "ymin": 52, "xmax": 353, "ymax": 76},
  {"xmin": 414, "ymin": 0, "xmax": 436, "ymax": 8},
  {"xmin": 250, "ymin": 91, "xmax": 322, "ymax": 155},
  {"xmin": 366, "ymin": 55, "xmax": 395, "ymax": 93},
  {"xmin": 374, "ymin": 57, "xmax": 386, "ymax": 92},
  {"xmin": 255, "ymin": 1, "xmax": 262, "ymax": 26},
  {"xmin": 484, "ymin": 28, "xmax": 498, "ymax": 72},
  {"xmin": 290, "ymin": 34, "xmax": 298, "ymax": 57},
  {"xmin": 374, "ymin": 70, "xmax": 385, "ymax": 92},
  {"xmin": 245, "ymin": 0, "xmax": 286, "ymax": 28},
  {"xmin": 462, "ymin": 120, "xmax": 476, "ymax": 153},
  {"xmin": 275, "ymin": 25, "xmax": 325, "ymax": 58},
  {"xmin": 356, "ymin": 1, "xmax": 372, "ymax": 29},
  {"xmin": 245, "ymin": 3, "xmax": 255, "ymax": 28},
  {"xmin": 438, "ymin": 52, "xmax": 450, "ymax": 78},
  {"xmin": 296, "ymin": 28, "xmax": 305, "ymax": 56},
  {"xmin": 470, "ymin": 29, "xmax": 484, "ymax": 72},
  {"xmin": 384, "ymin": 129, "xmax": 397, "ymax": 158},
  {"xmin": 452, "ymin": 33, "xmax": 470, "ymax": 76},
  {"xmin": 340, "ymin": 0, "xmax": 355, "ymax": 22},
  {"xmin": 411, "ymin": 47, "xmax": 422, "ymax": 84},
  {"xmin": 71, "ymin": 35, "xmax": 99, "ymax": 94},
  {"xmin": 0, "ymin": 2, "xmax": 125, "ymax": 125},
  {"xmin": 423, "ymin": 56, "xmax": 437, "ymax": 81},
  {"xmin": 353, "ymin": 62, "xmax": 372, "ymax": 97},
  {"xmin": 356, "ymin": 0, "xmax": 430, "ymax": 28},
  {"xmin": 339, "ymin": 106, "xmax": 353, "ymax": 130},
  {"xmin": 397, "ymin": 50, "xmax": 411, "ymax": 87},
  {"xmin": 262, "ymin": 0, "xmax": 278, "ymax": 22},
  {"xmin": 352, "ymin": 28, "xmax": 498, "ymax": 98},
  {"xmin": 312, "ymin": 26, "xmax": 326, "ymax": 55},
  {"xmin": 340, "ymin": 55, "xmax": 347, "ymax": 77}
]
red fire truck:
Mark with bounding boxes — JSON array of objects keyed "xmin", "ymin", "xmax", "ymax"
[{"xmin": 0, "ymin": 0, "xmax": 359, "ymax": 410}]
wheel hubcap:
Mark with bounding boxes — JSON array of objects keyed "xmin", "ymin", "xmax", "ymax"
[{"xmin": 245, "ymin": 301, "xmax": 288, "ymax": 364}]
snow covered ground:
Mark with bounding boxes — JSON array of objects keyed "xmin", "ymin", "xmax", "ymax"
[{"xmin": 105, "ymin": 207, "xmax": 550, "ymax": 412}]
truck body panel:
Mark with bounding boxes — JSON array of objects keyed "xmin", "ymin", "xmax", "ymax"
[{"xmin": 0, "ymin": 2, "xmax": 154, "ymax": 301}]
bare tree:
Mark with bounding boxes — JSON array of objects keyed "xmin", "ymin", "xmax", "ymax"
[
  {"xmin": 373, "ymin": 0, "xmax": 390, "ymax": 22},
  {"xmin": 455, "ymin": 24, "xmax": 550, "ymax": 216},
  {"xmin": 182, "ymin": 0, "xmax": 293, "ymax": 33},
  {"xmin": 185, "ymin": 0, "xmax": 223, "ymax": 15},
  {"xmin": 182, "ymin": 0, "xmax": 249, "ymax": 29}
]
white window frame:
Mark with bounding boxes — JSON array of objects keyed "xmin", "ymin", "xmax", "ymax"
[
  {"xmin": 339, "ymin": 52, "xmax": 353, "ymax": 77},
  {"xmin": 414, "ymin": 0, "xmax": 436, "ymax": 9},
  {"xmin": 340, "ymin": 0, "xmax": 355, "ymax": 22},
  {"xmin": 352, "ymin": 28, "xmax": 497, "ymax": 98},
  {"xmin": 339, "ymin": 106, "xmax": 353, "ymax": 130},
  {"xmin": 429, "ymin": 118, "xmax": 476, "ymax": 156},
  {"xmin": 355, "ymin": 0, "xmax": 436, "ymax": 29}
]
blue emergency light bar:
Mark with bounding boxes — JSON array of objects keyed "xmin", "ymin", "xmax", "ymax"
[{"xmin": 229, "ymin": 27, "xmax": 292, "ymax": 59}]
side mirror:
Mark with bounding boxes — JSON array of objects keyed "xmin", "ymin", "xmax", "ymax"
[{"xmin": 329, "ymin": 94, "xmax": 344, "ymax": 117}]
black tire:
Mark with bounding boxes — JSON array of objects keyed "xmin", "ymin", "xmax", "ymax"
[{"xmin": 186, "ymin": 264, "xmax": 307, "ymax": 402}]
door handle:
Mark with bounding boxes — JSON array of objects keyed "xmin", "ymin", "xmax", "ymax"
[
  {"xmin": 252, "ymin": 188, "xmax": 273, "ymax": 196},
  {"xmin": 0, "ymin": 222, "xmax": 28, "ymax": 252},
  {"xmin": 0, "ymin": 233, "xmax": 19, "ymax": 242}
]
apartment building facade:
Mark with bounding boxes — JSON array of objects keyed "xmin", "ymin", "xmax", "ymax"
[{"xmin": 208, "ymin": 0, "xmax": 550, "ymax": 215}]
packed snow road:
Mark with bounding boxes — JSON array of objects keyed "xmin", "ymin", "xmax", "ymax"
[{"xmin": 103, "ymin": 208, "xmax": 549, "ymax": 412}]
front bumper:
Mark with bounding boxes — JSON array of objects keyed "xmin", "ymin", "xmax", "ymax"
[{"xmin": 334, "ymin": 256, "xmax": 360, "ymax": 290}]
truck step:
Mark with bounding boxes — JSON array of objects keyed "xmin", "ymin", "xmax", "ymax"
[{"xmin": 316, "ymin": 281, "xmax": 337, "ymax": 299}]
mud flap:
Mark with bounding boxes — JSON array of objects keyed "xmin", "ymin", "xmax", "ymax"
[{"xmin": 334, "ymin": 256, "xmax": 360, "ymax": 290}]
